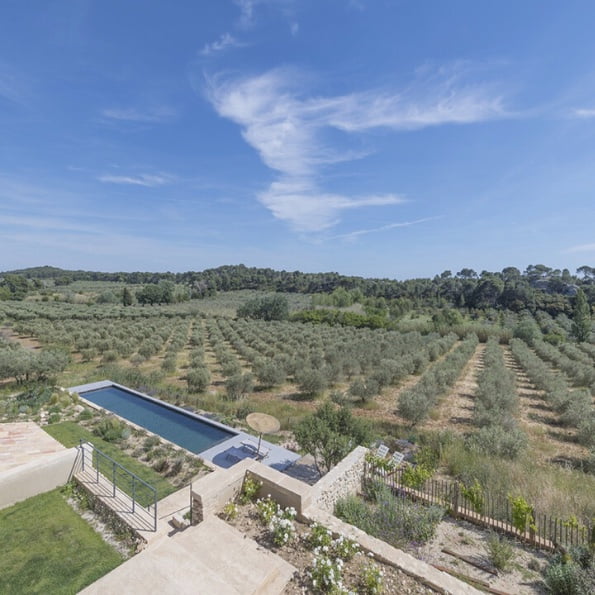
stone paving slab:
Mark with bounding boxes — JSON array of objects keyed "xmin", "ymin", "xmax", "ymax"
[
  {"xmin": 0, "ymin": 422, "xmax": 66, "ymax": 473},
  {"xmin": 81, "ymin": 516, "xmax": 296, "ymax": 595}
]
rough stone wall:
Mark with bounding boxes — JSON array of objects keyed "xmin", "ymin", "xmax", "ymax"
[
  {"xmin": 74, "ymin": 479, "xmax": 145, "ymax": 551},
  {"xmin": 310, "ymin": 446, "xmax": 367, "ymax": 513}
]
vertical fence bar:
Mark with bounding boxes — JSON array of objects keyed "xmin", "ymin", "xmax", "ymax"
[{"xmin": 112, "ymin": 461, "xmax": 116, "ymax": 497}]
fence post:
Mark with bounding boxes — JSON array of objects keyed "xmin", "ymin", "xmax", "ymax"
[
  {"xmin": 452, "ymin": 482, "xmax": 459, "ymax": 519},
  {"xmin": 112, "ymin": 461, "xmax": 116, "ymax": 497},
  {"xmin": 132, "ymin": 476, "xmax": 136, "ymax": 513}
]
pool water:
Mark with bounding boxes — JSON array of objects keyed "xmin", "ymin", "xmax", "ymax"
[{"xmin": 80, "ymin": 385, "xmax": 235, "ymax": 454}]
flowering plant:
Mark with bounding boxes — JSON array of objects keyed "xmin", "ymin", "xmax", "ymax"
[{"xmin": 269, "ymin": 507, "xmax": 296, "ymax": 546}]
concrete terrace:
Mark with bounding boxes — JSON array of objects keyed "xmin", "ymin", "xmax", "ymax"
[
  {"xmin": 0, "ymin": 421, "xmax": 66, "ymax": 472},
  {"xmin": 70, "ymin": 380, "xmax": 301, "ymax": 471}
]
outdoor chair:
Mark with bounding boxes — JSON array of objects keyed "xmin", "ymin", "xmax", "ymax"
[
  {"xmin": 376, "ymin": 443, "xmax": 389, "ymax": 458},
  {"xmin": 241, "ymin": 440, "xmax": 270, "ymax": 460}
]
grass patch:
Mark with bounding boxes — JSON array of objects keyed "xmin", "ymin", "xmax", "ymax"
[
  {"xmin": 44, "ymin": 422, "xmax": 177, "ymax": 501},
  {"xmin": 0, "ymin": 489, "xmax": 123, "ymax": 594}
]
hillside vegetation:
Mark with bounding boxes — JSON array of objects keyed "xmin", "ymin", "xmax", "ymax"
[{"xmin": 1, "ymin": 263, "xmax": 594, "ymax": 525}]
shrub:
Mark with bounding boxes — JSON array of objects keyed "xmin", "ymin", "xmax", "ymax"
[
  {"xmin": 544, "ymin": 561, "xmax": 588, "ymax": 595},
  {"xmin": 309, "ymin": 554, "xmax": 345, "ymax": 593},
  {"xmin": 461, "ymin": 479, "xmax": 485, "ymax": 514},
  {"xmin": 401, "ymin": 464, "xmax": 433, "ymax": 489},
  {"xmin": 256, "ymin": 496, "xmax": 278, "ymax": 524},
  {"xmin": 239, "ymin": 475, "xmax": 262, "ymax": 505},
  {"xmin": 269, "ymin": 507, "xmax": 296, "ymax": 546},
  {"xmin": 47, "ymin": 412, "xmax": 61, "ymax": 424},
  {"xmin": 360, "ymin": 560, "xmax": 384, "ymax": 595},
  {"xmin": 222, "ymin": 501, "xmax": 238, "ymax": 521},
  {"xmin": 94, "ymin": 416, "xmax": 126, "ymax": 442},
  {"xmin": 152, "ymin": 458, "xmax": 170, "ymax": 473},
  {"xmin": 485, "ymin": 531, "xmax": 514, "ymax": 571},
  {"xmin": 466, "ymin": 425, "xmax": 527, "ymax": 459},
  {"xmin": 335, "ymin": 486, "xmax": 444, "ymax": 547}
]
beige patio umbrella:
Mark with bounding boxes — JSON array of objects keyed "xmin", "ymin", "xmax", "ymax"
[{"xmin": 246, "ymin": 412, "xmax": 280, "ymax": 457}]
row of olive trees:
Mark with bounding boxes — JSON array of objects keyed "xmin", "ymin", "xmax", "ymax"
[
  {"xmin": 0, "ymin": 344, "xmax": 69, "ymax": 384},
  {"xmin": 510, "ymin": 338, "xmax": 594, "ymax": 450},
  {"xmin": 532, "ymin": 340, "xmax": 595, "ymax": 393},
  {"xmin": 398, "ymin": 335, "xmax": 479, "ymax": 425},
  {"xmin": 468, "ymin": 338, "xmax": 527, "ymax": 458}
]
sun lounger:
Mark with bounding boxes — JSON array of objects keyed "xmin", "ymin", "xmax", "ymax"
[
  {"xmin": 390, "ymin": 450, "xmax": 405, "ymax": 466},
  {"xmin": 376, "ymin": 444, "xmax": 389, "ymax": 458},
  {"xmin": 241, "ymin": 440, "xmax": 270, "ymax": 459}
]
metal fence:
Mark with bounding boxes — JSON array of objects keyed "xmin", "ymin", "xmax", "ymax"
[
  {"xmin": 79, "ymin": 440, "xmax": 158, "ymax": 531},
  {"xmin": 364, "ymin": 463, "xmax": 593, "ymax": 551}
]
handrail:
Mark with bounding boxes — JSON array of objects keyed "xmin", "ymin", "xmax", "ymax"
[{"xmin": 78, "ymin": 440, "xmax": 158, "ymax": 531}]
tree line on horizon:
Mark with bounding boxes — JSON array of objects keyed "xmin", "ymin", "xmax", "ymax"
[{"xmin": 1, "ymin": 263, "xmax": 594, "ymax": 316}]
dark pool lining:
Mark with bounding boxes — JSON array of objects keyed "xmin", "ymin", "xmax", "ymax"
[{"xmin": 79, "ymin": 383, "xmax": 237, "ymax": 454}]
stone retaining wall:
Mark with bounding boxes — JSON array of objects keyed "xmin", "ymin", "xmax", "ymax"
[{"xmin": 309, "ymin": 445, "xmax": 367, "ymax": 513}]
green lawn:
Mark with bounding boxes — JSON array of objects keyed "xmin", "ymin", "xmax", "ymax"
[
  {"xmin": 0, "ymin": 489, "xmax": 123, "ymax": 594},
  {"xmin": 44, "ymin": 421, "xmax": 177, "ymax": 502}
]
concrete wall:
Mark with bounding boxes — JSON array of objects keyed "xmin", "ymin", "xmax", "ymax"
[
  {"xmin": 191, "ymin": 459, "xmax": 256, "ymax": 523},
  {"xmin": 309, "ymin": 445, "xmax": 367, "ymax": 513},
  {"xmin": 0, "ymin": 448, "xmax": 79, "ymax": 510}
]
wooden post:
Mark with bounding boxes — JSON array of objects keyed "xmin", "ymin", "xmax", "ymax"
[{"xmin": 452, "ymin": 482, "xmax": 459, "ymax": 519}]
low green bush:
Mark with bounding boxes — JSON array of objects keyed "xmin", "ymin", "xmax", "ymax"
[
  {"xmin": 335, "ymin": 483, "xmax": 444, "ymax": 547},
  {"xmin": 93, "ymin": 416, "xmax": 126, "ymax": 442}
]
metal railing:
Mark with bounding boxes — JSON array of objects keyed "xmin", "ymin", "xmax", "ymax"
[{"xmin": 79, "ymin": 440, "xmax": 158, "ymax": 531}]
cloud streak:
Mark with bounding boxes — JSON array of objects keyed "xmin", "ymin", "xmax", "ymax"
[
  {"xmin": 330, "ymin": 217, "xmax": 439, "ymax": 241},
  {"xmin": 206, "ymin": 66, "xmax": 506, "ymax": 231},
  {"xmin": 200, "ymin": 33, "xmax": 244, "ymax": 56},
  {"xmin": 97, "ymin": 173, "xmax": 173, "ymax": 187},
  {"xmin": 566, "ymin": 242, "xmax": 595, "ymax": 253},
  {"xmin": 573, "ymin": 107, "xmax": 595, "ymax": 118},
  {"xmin": 101, "ymin": 106, "xmax": 176, "ymax": 123}
]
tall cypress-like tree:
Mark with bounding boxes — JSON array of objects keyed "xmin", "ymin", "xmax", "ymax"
[
  {"xmin": 572, "ymin": 288, "xmax": 592, "ymax": 342},
  {"xmin": 122, "ymin": 287, "xmax": 133, "ymax": 306}
]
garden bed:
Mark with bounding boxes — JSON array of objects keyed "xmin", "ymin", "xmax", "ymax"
[{"xmin": 220, "ymin": 493, "xmax": 438, "ymax": 594}]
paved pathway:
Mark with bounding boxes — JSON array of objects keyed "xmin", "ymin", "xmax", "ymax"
[
  {"xmin": 0, "ymin": 422, "xmax": 65, "ymax": 473},
  {"xmin": 81, "ymin": 516, "xmax": 296, "ymax": 594}
]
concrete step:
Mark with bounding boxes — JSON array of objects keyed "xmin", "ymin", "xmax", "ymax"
[{"xmin": 80, "ymin": 515, "xmax": 296, "ymax": 595}]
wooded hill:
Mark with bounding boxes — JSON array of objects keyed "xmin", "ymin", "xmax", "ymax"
[{"xmin": 2, "ymin": 263, "xmax": 594, "ymax": 315}]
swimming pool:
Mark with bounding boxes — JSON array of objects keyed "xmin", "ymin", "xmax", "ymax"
[{"xmin": 73, "ymin": 381, "xmax": 236, "ymax": 454}]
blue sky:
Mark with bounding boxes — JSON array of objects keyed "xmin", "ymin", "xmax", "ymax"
[{"xmin": 1, "ymin": 1, "xmax": 594, "ymax": 279}]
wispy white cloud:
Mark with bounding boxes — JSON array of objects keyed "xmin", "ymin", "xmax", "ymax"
[
  {"xmin": 566, "ymin": 242, "xmax": 595, "ymax": 253},
  {"xmin": 206, "ymin": 66, "xmax": 506, "ymax": 231},
  {"xmin": 572, "ymin": 107, "xmax": 595, "ymax": 118},
  {"xmin": 101, "ymin": 106, "xmax": 176, "ymax": 123},
  {"xmin": 330, "ymin": 217, "xmax": 439, "ymax": 241},
  {"xmin": 97, "ymin": 173, "xmax": 174, "ymax": 187},
  {"xmin": 200, "ymin": 33, "xmax": 244, "ymax": 56}
]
